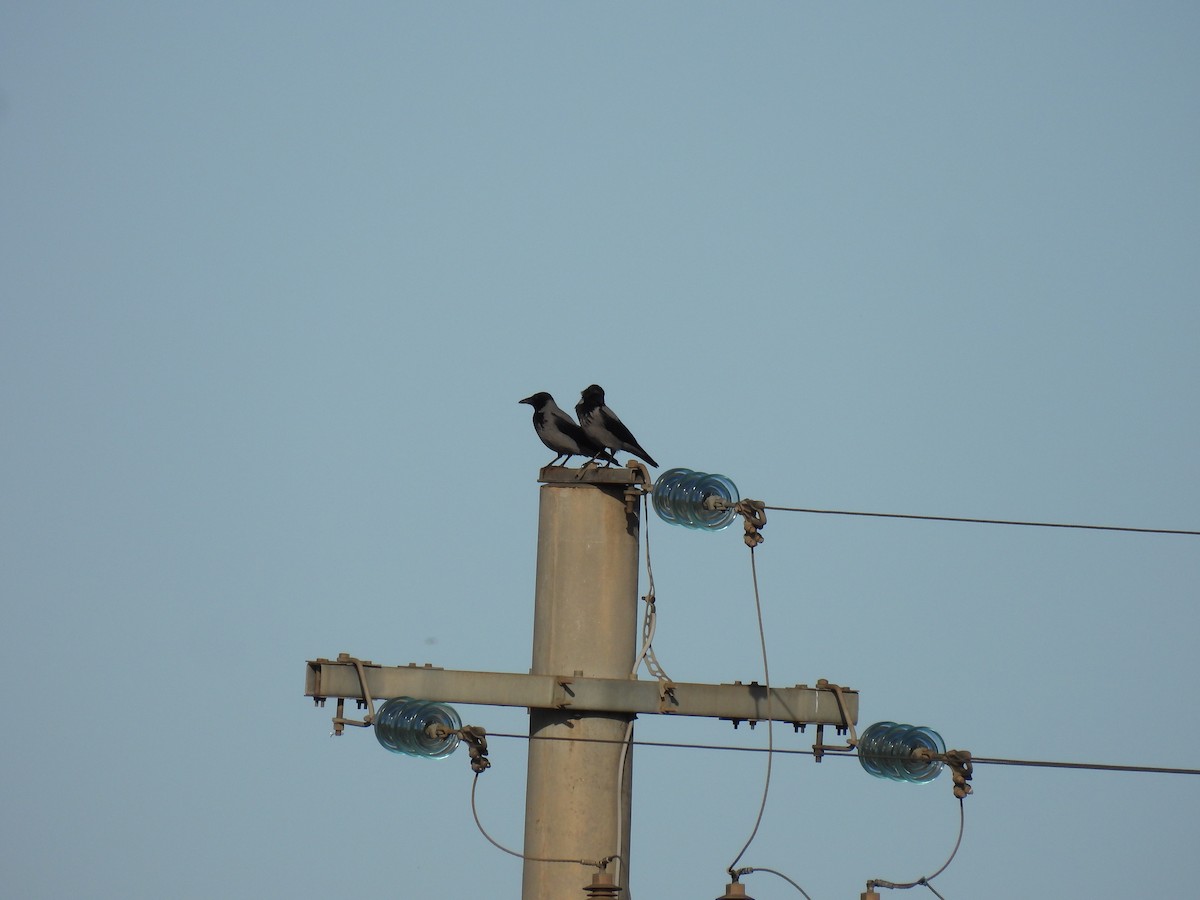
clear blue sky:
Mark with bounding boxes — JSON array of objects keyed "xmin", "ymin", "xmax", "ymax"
[{"xmin": 2, "ymin": 4, "xmax": 1197, "ymax": 898}]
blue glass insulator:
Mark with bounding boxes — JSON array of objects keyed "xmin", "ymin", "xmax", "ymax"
[
  {"xmin": 858, "ymin": 721, "xmax": 945, "ymax": 784},
  {"xmin": 651, "ymin": 468, "xmax": 740, "ymax": 531},
  {"xmin": 374, "ymin": 697, "xmax": 462, "ymax": 759}
]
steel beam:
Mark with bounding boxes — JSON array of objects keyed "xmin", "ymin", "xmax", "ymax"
[{"xmin": 305, "ymin": 659, "xmax": 858, "ymax": 726}]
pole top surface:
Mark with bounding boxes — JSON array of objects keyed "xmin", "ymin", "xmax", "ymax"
[{"xmin": 538, "ymin": 463, "xmax": 649, "ymax": 487}]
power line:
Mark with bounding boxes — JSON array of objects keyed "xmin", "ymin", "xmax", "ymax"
[
  {"xmin": 763, "ymin": 505, "xmax": 1200, "ymax": 536},
  {"xmin": 968, "ymin": 755, "xmax": 1200, "ymax": 776},
  {"xmin": 486, "ymin": 731, "xmax": 1200, "ymax": 777}
]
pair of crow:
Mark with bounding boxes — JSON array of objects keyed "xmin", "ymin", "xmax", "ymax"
[{"xmin": 521, "ymin": 384, "xmax": 657, "ymax": 469}]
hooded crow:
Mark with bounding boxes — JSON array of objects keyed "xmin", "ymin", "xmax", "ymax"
[
  {"xmin": 575, "ymin": 384, "xmax": 658, "ymax": 467},
  {"xmin": 520, "ymin": 392, "xmax": 616, "ymax": 467}
]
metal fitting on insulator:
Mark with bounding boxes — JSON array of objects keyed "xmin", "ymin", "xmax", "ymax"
[
  {"xmin": 944, "ymin": 748, "xmax": 974, "ymax": 798},
  {"xmin": 460, "ymin": 725, "xmax": 491, "ymax": 774},
  {"xmin": 734, "ymin": 499, "xmax": 767, "ymax": 548}
]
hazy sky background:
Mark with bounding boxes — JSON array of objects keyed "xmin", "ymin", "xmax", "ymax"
[{"xmin": 3, "ymin": 4, "xmax": 1198, "ymax": 899}]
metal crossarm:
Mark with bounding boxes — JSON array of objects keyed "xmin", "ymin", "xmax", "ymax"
[{"xmin": 307, "ymin": 657, "xmax": 857, "ymax": 727}]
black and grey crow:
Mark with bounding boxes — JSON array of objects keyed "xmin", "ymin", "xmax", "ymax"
[
  {"xmin": 520, "ymin": 392, "xmax": 616, "ymax": 467},
  {"xmin": 575, "ymin": 384, "xmax": 658, "ymax": 467}
]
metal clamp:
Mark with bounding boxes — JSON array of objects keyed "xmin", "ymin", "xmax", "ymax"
[
  {"xmin": 811, "ymin": 679, "xmax": 859, "ymax": 762},
  {"xmin": 459, "ymin": 725, "xmax": 491, "ymax": 774},
  {"xmin": 323, "ymin": 653, "xmax": 379, "ymax": 736},
  {"xmin": 913, "ymin": 747, "xmax": 974, "ymax": 798}
]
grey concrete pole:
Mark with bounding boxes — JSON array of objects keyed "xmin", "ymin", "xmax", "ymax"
[{"xmin": 522, "ymin": 467, "xmax": 642, "ymax": 900}]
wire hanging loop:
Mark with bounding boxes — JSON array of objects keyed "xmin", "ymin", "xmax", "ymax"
[
  {"xmin": 867, "ymin": 796, "xmax": 967, "ymax": 899},
  {"xmin": 470, "ymin": 773, "xmax": 617, "ymax": 870}
]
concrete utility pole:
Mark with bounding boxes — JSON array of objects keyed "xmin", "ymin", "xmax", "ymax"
[
  {"xmin": 525, "ymin": 466, "xmax": 640, "ymax": 899},
  {"xmin": 304, "ymin": 466, "xmax": 859, "ymax": 900}
]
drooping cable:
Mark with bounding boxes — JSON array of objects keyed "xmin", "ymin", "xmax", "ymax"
[
  {"xmin": 868, "ymin": 797, "xmax": 965, "ymax": 897},
  {"xmin": 727, "ymin": 546, "xmax": 775, "ymax": 875},
  {"xmin": 763, "ymin": 505, "xmax": 1199, "ymax": 536},
  {"xmin": 470, "ymin": 772, "xmax": 527, "ymax": 862},
  {"xmin": 470, "ymin": 772, "xmax": 613, "ymax": 869}
]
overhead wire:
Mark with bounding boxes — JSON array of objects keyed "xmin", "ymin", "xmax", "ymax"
[
  {"xmin": 966, "ymin": 755, "xmax": 1200, "ymax": 776},
  {"xmin": 482, "ymin": 730, "xmax": 1200, "ymax": 776},
  {"xmin": 762, "ymin": 504, "xmax": 1200, "ymax": 536}
]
